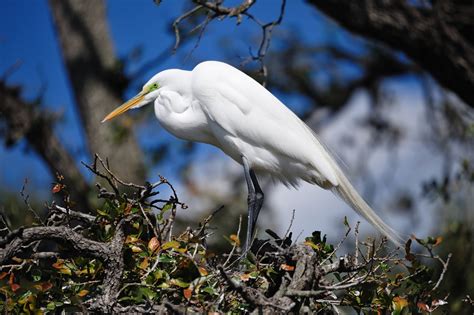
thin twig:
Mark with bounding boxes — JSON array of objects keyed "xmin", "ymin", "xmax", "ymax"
[
  {"xmin": 224, "ymin": 215, "xmax": 243, "ymax": 267},
  {"xmin": 283, "ymin": 209, "xmax": 295, "ymax": 240},
  {"xmin": 432, "ymin": 253, "xmax": 452, "ymax": 291},
  {"xmin": 172, "ymin": 5, "xmax": 204, "ymax": 52},
  {"xmin": 319, "ymin": 224, "xmax": 351, "ymax": 267}
]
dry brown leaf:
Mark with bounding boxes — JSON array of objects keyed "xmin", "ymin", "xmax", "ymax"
[
  {"xmin": 148, "ymin": 237, "xmax": 160, "ymax": 252},
  {"xmin": 124, "ymin": 203, "xmax": 132, "ymax": 215},
  {"xmin": 0, "ymin": 272, "xmax": 8, "ymax": 280},
  {"xmin": 139, "ymin": 257, "xmax": 149, "ymax": 270},
  {"xmin": 183, "ymin": 288, "xmax": 193, "ymax": 300},
  {"xmin": 10, "ymin": 283, "xmax": 20, "ymax": 292},
  {"xmin": 229, "ymin": 234, "xmax": 240, "ymax": 246},
  {"xmin": 280, "ymin": 264, "xmax": 295, "ymax": 271},
  {"xmin": 41, "ymin": 281, "xmax": 53, "ymax": 291},
  {"xmin": 198, "ymin": 266, "xmax": 208, "ymax": 276},
  {"xmin": 52, "ymin": 183, "xmax": 63, "ymax": 193},
  {"xmin": 240, "ymin": 273, "xmax": 251, "ymax": 282},
  {"xmin": 78, "ymin": 289, "xmax": 89, "ymax": 297}
]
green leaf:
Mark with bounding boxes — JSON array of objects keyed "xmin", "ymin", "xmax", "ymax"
[
  {"xmin": 31, "ymin": 269, "xmax": 41, "ymax": 282},
  {"xmin": 96, "ymin": 208, "xmax": 109, "ymax": 217},
  {"xmin": 202, "ymin": 286, "xmax": 216, "ymax": 295},
  {"xmin": 137, "ymin": 287, "xmax": 156, "ymax": 300},
  {"xmin": 162, "ymin": 203, "xmax": 172, "ymax": 213},
  {"xmin": 18, "ymin": 291, "xmax": 32, "ymax": 304},
  {"xmin": 170, "ymin": 278, "xmax": 190, "ymax": 288},
  {"xmin": 158, "ymin": 255, "xmax": 175, "ymax": 263},
  {"xmin": 162, "ymin": 240, "xmax": 180, "ymax": 250},
  {"xmin": 46, "ymin": 302, "xmax": 56, "ymax": 310}
]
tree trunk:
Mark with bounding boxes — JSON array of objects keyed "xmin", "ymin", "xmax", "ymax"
[{"xmin": 48, "ymin": 0, "xmax": 146, "ymax": 182}]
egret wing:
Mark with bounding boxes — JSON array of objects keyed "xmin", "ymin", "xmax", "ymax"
[
  {"xmin": 191, "ymin": 61, "xmax": 338, "ymax": 186},
  {"xmin": 191, "ymin": 61, "xmax": 404, "ymax": 245}
]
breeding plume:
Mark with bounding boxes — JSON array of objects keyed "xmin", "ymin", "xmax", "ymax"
[{"xmin": 103, "ymin": 61, "xmax": 403, "ymax": 249}]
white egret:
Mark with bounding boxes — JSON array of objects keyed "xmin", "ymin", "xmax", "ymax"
[{"xmin": 102, "ymin": 61, "xmax": 403, "ymax": 249}]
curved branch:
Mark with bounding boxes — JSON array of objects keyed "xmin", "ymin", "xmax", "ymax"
[{"xmin": 0, "ymin": 226, "xmax": 107, "ymax": 264}]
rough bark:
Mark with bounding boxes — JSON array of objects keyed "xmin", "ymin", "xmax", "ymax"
[
  {"xmin": 48, "ymin": 0, "xmax": 146, "ymax": 182},
  {"xmin": 0, "ymin": 83, "xmax": 91, "ymax": 210},
  {"xmin": 307, "ymin": 0, "xmax": 474, "ymax": 107}
]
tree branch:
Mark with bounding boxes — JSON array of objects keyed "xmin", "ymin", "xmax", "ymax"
[
  {"xmin": 0, "ymin": 82, "xmax": 91, "ymax": 210},
  {"xmin": 307, "ymin": 0, "xmax": 474, "ymax": 107}
]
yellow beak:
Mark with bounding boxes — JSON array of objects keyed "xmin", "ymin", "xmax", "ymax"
[{"xmin": 101, "ymin": 93, "xmax": 145, "ymax": 123}]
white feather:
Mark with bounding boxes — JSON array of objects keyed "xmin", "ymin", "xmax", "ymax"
[{"xmin": 126, "ymin": 60, "xmax": 403, "ymax": 245}]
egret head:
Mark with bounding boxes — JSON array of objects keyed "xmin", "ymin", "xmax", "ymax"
[
  {"xmin": 101, "ymin": 79, "xmax": 161, "ymax": 123},
  {"xmin": 101, "ymin": 69, "xmax": 190, "ymax": 123}
]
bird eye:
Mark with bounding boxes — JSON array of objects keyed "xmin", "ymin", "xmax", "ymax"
[{"xmin": 148, "ymin": 83, "xmax": 159, "ymax": 92}]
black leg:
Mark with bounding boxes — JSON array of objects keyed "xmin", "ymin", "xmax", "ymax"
[
  {"xmin": 242, "ymin": 156, "xmax": 264, "ymax": 253},
  {"xmin": 249, "ymin": 169, "xmax": 264, "ymax": 232}
]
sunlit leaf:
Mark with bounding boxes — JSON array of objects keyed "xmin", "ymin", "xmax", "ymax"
[
  {"xmin": 229, "ymin": 234, "xmax": 240, "ymax": 246},
  {"xmin": 202, "ymin": 286, "xmax": 216, "ymax": 295},
  {"xmin": 31, "ymin": 269, "xmax": 42, "ymax": 282},
  {"xmin": 125, "ymin": 236, "xmax": 140, "ymax": 244},
  {"xmin": 40, "ymin": 282, "xmax": 53, "ymax": 292},
  {"xmin": 170, "ymin": 278, "xmax": 190, "ymax": 288},
  {"xmin": 183, "ymin": 288, "xmax": 193, "ymax": 300},
  {"xmin": 130, "ymin": 245, "xmax": 143, "ymax": 253},
  {"xmin": 124, "ymin": 203, "xmax": 132, "ymax": 215},
  {"xmin": 304, "ymin": 241, "xmax": 320, "ymax": 250},
  {"xmin": 59, "ymin": 267, "xmax": 72, "ymax": 275},
  {"xmin": 77, "ymin": 289, "xmax": 89, "ymax": 297},
  {"xmin": 10, "ymin": 283, "xmax": 20, "ymax": 292},
  {"xmin": 12, "ymin": 257, "xmax": 22, "ymax": 263},
  {"xmin": 198, "ymin": 267, "xmax": 208, "ymax": 276},
  {"xmin": 52, "ymin": 259, "xmax": 64, "ymax": 269},
  {"xmin": 392, "ymin": 296, "xmax": 408, "ymax": 313},
  {"xmin": 51, "ymin": 183, "xmax": 63, "ymax": 193},
  {"xmin": 162, "ymin": 203, "xmax": 172, "ymax": 213},
  {"xmin": 162, "ymin": 240, "xmax": 180, "ymax": 250},
  {"xmin": 46, "ymin": 302, "xmax": 56, "ymax": 310},
  {"xmin": 158, "ymin": 282, "xmax": 170, "ymax": 289},
  {"xmin": 158, "ymin": 255, "xmax": 174, "ymax": 263},
  {"xmin": 280, "ymin": 264, "xmax": 295, "ymax": 271},
  {"xmin": 96, "ymin": 208, "xmax": 109, "ymax": 217},
  {"xmin": 417, "ymin": 302, "xmax": 430, "ymax": 312},
  {"xmin": 139, "ymin": 257, "xmax": 149, "ymax": 270},
  {"xmin": 148, "ymin": 237, "xmax": 160, "ymax": 252}
]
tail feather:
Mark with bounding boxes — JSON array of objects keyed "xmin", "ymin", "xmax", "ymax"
[
  {"xmin": 301, "ymin": 122, "xmax": 404, "ymax": 246},
  {"xmin": 332, "ymin": 168, "xmax": 404, "ymax": 247}
]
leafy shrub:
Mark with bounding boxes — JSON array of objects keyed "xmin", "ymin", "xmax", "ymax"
[{"xmin": 0, "ymin": 156, "xmax": 456, "ymax": 313}]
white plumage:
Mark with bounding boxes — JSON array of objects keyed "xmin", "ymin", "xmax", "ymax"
[{"xmin": 103, "ymin": 60, "xmax": 403, "ymax": 247}]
